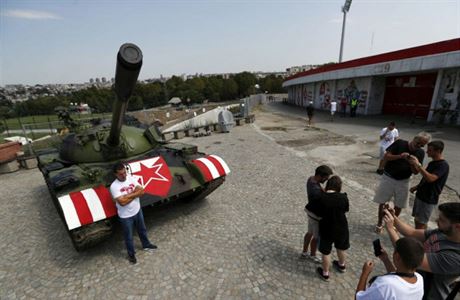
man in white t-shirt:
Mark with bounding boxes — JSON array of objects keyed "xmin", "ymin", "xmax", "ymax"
[
  {"xmin": 377, "ymin": 121, "xmax": 399, "ymax": 175},
  {"xmin": 355, "ymin": 237, "xmax": 424, "ymax": 300},
  {"xmin": 330, "ymin": 100, "xmax": 337, "ymax": 122},
  {"xmin": 110, "ymin": 162, "xmax": 157, "ymax": 264}
]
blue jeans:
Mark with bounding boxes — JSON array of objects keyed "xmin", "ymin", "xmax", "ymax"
[{"xmin": 119, "ymin": 209, "xmax": 152, "ymax": 257}]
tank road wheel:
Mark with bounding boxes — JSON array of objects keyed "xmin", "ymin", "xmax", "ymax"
[
  {"xmin": 69, "ymin": 220, "xmax": 114, "ymax": 251},
  {"xmin": 186, "ymin": 177, "xmax": 225, "ymax": 202}
]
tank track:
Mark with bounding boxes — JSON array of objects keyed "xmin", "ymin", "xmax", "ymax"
[
  {"xmin": 70, "ymin": 220, "xmax": 113, "ymax": 251},
  {"xmin": 188, "ymin": 177, "xmax": 225, "ymax": 202},
  {"xmin": 40, "ymin": 167, "xmax": 113, "ymax": 251}
]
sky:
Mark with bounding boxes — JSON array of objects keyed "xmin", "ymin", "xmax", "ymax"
[{"xmin": 0, "ymin": 0, "xmax": 459, "ymax": 86}]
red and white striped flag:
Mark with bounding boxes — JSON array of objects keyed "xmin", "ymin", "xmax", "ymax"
[
  {"xmin": 190, "ymin": 155, "xmax": 230, "ymax": 182},
  {"xmin": 58, "ymin": 185, "xmax": 117, "ymax": 230}
]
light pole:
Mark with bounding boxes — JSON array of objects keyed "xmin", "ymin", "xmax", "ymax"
[{"xmin": 339, "ymin": 0, "xmax": 352, "ymax": 63}]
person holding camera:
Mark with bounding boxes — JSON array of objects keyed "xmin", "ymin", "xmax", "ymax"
[
  {"xmin": 382, "ymin": 203, "xmax": 460, "ymax": 299},
  {"xmin": 355, "ymin": 237, "xmax": 425, "ymax": 299},
  {"xmin": 408, "ymin": 140, "xmax": 450, "ymax": 230},
  {"xmin": 373, "ymin": 132, "xmax": 431, "ymax": 234}
]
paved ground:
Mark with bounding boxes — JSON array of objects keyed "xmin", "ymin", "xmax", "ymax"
[
  {"xmin": 265, "ymin": 101, "xmax": 460, "ymax": 194},
  {"xmin": 0, "ymin": 102, "xmax": 458, "ymax": 299}
]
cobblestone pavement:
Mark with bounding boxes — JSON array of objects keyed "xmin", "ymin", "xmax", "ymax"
[{"xmin": 1, "ymin": 107, "xmax": 458, "ymax": 299}]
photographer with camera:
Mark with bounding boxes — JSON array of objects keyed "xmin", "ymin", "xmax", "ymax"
[
  {"xmin": 373, "ymin": 132, "xmax": 431, "ymax": 234},
  {"xmin": 381, "ymin": 203, "xmax": 460, "ymax": 299},
  {"xmin": 408, "ymin": 140, "xmax": 449, "ymax": 230},
  {"xmin": 355, "ymin": 237, "xmax": 424, "ymax": 299}
]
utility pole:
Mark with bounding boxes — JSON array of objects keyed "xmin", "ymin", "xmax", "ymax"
[{"xmin": 339, "ymin": 0, "xmax": 352, "ymax": 63}]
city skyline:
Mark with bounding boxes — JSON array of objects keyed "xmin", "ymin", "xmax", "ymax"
[{"xmin": 1, "ymin": 0, "xmax": 459, "ymax": 85}]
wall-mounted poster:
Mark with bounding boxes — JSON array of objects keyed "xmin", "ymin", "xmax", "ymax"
[
  {"xmin": 319, "ymin": 82, "xmax": 331, "ymax": 109},
  {"xmin": 444, "ymin": 71, "xmax": 456, "ymax": 95}
]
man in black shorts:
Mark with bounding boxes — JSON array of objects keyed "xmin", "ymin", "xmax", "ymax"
[
  {"xmin": 409, "ymin": 140, "xmax": 449, "ymax": 229},
  {"xmin": 316, "ymin": 176, "xmax": 350, "ymax": 281}
]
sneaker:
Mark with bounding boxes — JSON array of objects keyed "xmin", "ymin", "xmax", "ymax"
[
  {"xmin": 299, "ymin": 252, "xmax": 309, "ymax": 259},
  {"xmin": 376, "ymin": 169, "xmax": 384, "ymax": 175},
  {"xmin": 128, "ymin": 254, "xmax": 137, "ymax": 264},
  {"xmin": 143, "ymin": 244, "xmax": 158, "ymax": 251},
  {"xmin": 316, "ymin": 267, "xmax": 329, "ymax": 281},
  {"xmin": 310, "ymin": 255, "xmax": 322, "ymax": 264},
  {"xmin": 332, "ymin": 260, "xmax": 346, "ymax": 273}
]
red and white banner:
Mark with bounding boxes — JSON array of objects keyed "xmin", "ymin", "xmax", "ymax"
[
  {"xmin": 127, "ymin": 156, "xmax": 172, "ymax": 198},
  {"xmin": 190, "ymin": 155, "xmax": 230, "ymax": 182},
  {"xmin": 58, "ymin": 185, "xmax": 117, "ymax": 230}
]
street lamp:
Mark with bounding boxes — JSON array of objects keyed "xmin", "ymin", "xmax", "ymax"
[{"xmin": 339, "ymin": 0, "xmax": 352, "ymax": 63}]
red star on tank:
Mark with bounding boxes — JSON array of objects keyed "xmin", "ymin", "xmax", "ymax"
[{"xmin": 129, "ymin": 156, "xmax": 172, "ymax": 197}]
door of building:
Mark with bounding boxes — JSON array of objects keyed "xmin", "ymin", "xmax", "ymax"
[{"xmin": 382, "ymin": 73, "xmax": 437, "ymax": 118}]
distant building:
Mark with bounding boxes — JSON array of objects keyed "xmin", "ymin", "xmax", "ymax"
[
  {"xmin": 69, "ymin": 103, "xmax": 92, "ymax": 114},
  {"xmin": 168, "ymin": 97, "xmax": 182, "ymax": 106},
  {"xmin": 286, "ymin": 65, "xmax": 317, "ymax": 76}
]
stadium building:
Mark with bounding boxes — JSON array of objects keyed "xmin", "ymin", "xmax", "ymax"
[{"xmin": 282, "ymin": 38, "xmax": 460, "ymax": 124}]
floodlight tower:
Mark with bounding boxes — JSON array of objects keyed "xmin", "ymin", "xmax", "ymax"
[{"xmin": 339, "ymin": 0, "xmax": 352, "ymax": 63}]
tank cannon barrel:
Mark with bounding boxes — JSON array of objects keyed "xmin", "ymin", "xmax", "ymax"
[{"xmin": 107, "ymin": 43, "xmax": 143, "ymax": 147}]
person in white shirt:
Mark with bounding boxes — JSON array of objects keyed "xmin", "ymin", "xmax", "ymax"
[
  {"xmin": 355, "ymin": 237, "xmax": 424, "ymax": 300},
  {"xmin": 330, "ymin": 100, "xmax": 337, "ymax": 122},
  {"xmin": 377, "ymin": 121, "xmax": 399, "ymax": 175},
  {"xmin": 110, "ymin": 162, "xmax": 157, "ymax": 264}
]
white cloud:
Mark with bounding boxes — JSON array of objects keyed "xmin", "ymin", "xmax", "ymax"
[{"xmin": 3, "ymin": 9, "xmax": 62, "ymax": 20}]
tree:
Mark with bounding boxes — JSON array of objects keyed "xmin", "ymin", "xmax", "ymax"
[
  {"xmin": 0, "ymin": 98, "xmax": 14, "ymax": 119},
  {"xmin": 233, "ymin": 72, "xmax": 257, "ymax": 97},
  {"xmin": 203, "ymin": 76, "xmax": 223, "ymax": 101},
  {"xmin": 127, "ymin": 95, "xmax": 144, "ymax": 111},
  {"xmin": 136, "ymin": 82, "xmax": 163, "ymax": 108},
  {"xmin": 259, "ymin": 75, "xmax": 285, "ymax": 93},
  {"xmin": 221, "ymin": 78, "xmax": 238, "ymax": 100}
]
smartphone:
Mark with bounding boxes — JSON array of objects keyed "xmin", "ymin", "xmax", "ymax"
[{"xmin": 373, "ymin": 239, "xmax": 383, "ymax": 257}]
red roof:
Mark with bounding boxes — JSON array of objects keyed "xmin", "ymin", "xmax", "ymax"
[{"xmin": 285, "ymin": 38, "xmax": 460, "ymax": 82}]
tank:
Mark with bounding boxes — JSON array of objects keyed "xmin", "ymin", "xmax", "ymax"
[{"xmin": 35, "ymin": 43, "xmax": 230, "ymax": 251}]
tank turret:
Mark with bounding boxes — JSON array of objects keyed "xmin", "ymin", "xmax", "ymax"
[
  {"xmin": 35, "ymin": 43, "xmax": 230, "ymax": 251},
  {"xmin": 59, "ymin": 43, "xmax": 152, "ymax": 163}
]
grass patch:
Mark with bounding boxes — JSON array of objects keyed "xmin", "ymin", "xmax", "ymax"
[{"xmin": 2, "ymin": 113, "xmax": 111, "ymax": 130}]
